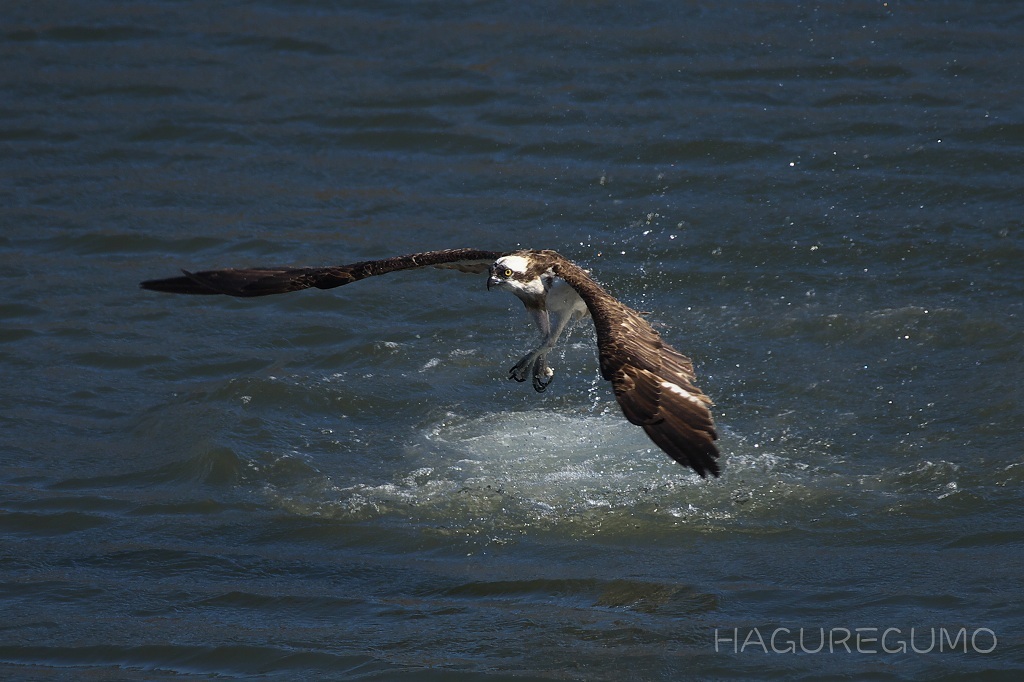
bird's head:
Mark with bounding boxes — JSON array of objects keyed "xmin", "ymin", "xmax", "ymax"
[{"xmin": 487, "ymin": 254, "xmax": 551, "ymax": 300}]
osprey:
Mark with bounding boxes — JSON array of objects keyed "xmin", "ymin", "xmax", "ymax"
[{"xmin": 141, "ymin": 249, "xmax": 720, "ymax": 477}]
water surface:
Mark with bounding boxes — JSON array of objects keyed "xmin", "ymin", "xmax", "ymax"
[{"xmin": 1, "ymin": 1, "xmax": 1022, "ymax": 679}]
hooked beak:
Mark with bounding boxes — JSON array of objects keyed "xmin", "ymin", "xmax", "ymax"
[{"xmin": 486, "ymin": 276, "xmax": 500, "ymax": 291}]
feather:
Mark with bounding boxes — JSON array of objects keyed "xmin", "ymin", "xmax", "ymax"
[{"xmin": 141, "ymin": 248, "xmax": 721, "ymax": 477}]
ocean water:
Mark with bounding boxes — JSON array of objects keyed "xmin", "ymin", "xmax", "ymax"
[{"xmin": 1, "ymin": 1, "xmax": 1022, "ymax": 679}]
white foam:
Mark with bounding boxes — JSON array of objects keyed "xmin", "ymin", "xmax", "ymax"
[
  {"xmin": 268, "ymin": 409, "xmax": 739, "ymax": 537},
  {"xmin": 260, "ymin": 397, "xmax": 983, "ymax": 543}
]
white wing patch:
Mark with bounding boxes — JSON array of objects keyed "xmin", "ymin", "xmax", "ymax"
[{"xmin": 660, "ymin": 380, "xmax": 707, "ymax": 407}]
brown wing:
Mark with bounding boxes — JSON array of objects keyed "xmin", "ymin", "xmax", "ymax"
[
  {"xmin": 140, "ymin": 248, "xmax": 508, "ymax": 297},
  {"xmin": 550, "ymin": 252, "xmax": 720, "ymax": 477}
]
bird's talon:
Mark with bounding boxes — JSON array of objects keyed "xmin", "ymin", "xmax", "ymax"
[{"xmin": 531, "ymin": 360, "xmax": 554, "ymax": 392}]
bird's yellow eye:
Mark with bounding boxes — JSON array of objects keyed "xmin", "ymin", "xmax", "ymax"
[{"xmin": 503, "ymin": 269, "xmax": 513, "ymax": 277}]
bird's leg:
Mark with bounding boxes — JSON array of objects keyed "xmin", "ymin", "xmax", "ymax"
[
  {"xmin": 509, "ymin": 302, "xmax": 580, "ymax": 392},
  {"xmin": 509, "ymin": 304, "xmax": 549, "ymax": 387},
  {"xmin": 509, "ymin": 347, "xmax": 555, "ymax": 392}
]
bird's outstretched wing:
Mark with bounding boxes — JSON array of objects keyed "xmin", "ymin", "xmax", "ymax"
[
  {"xmin": 549, "ymin": 253, "xmax": 720, "ymax": 477},
  {"xmin": 139, "ymin": 248, "xmax": 508, "ymax": 297},
  {"xmin": 142, "ymin": 247, "xmax": 720, "ymax": 477}
]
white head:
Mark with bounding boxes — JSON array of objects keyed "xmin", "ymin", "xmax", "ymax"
[{"xmin": 487, "ymin": 254, "xmax": 552, "ymax": 300}]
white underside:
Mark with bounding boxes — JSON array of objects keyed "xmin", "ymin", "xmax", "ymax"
[{"xmin": 510, "ymin": 281, "xmax": 590, "ymax": 390}]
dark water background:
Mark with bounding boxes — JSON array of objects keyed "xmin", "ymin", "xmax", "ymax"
[{"xmin": 2, "ymin": 1, "xmax": 1022, "ymax": 679}]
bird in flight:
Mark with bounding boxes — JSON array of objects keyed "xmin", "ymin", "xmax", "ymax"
[{"xmin": 141, "ymin": 248, "xmax": 720, "ymax": 477}]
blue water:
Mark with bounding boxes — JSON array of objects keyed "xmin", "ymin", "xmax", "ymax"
[{"xmin": 2, "ymin": 1, "xmax": 1022, "ymax": 679}]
